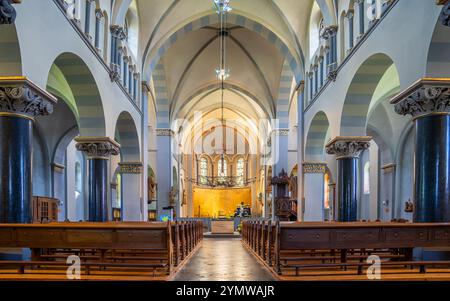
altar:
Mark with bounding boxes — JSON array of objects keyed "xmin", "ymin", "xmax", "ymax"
[{"xmin": 211, "ymin": 220, "xmax": 234, "ymax": 234}]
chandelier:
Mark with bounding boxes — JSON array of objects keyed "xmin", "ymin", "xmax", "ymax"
[{"xmin": 213, "ymin": 0, "xmax": 232, "ymax": 174}]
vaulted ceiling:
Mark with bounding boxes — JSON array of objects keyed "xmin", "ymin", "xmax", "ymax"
[{"xmin": 126, "ymin": 0, "xmax": 336, "ymax": 141}]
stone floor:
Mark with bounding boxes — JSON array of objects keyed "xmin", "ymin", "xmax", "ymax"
[{"xmin": 173, "ymin": 238, "xmax": 275, "ymax": 281}]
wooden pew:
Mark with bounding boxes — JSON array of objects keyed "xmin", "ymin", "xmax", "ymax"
[
  {"xmin": 0, "ymin": 221, "xmax": 203, "ymax": 278},
  {"xmin": 242, "ymin": 221, "xmax": 450, "ymax": 276}
]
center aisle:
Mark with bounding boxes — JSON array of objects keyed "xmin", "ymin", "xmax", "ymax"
[{"xmin": 173, "ymin": 238, "xmax": 275, "ymax": 281}]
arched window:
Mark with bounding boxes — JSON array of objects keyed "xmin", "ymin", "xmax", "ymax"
[
  {"xmin": 236, "ymin": 158, "xmax": 245, "ymax": 186},
  {"xmin": 309, "ymin": 1, "xmax": 323, "ymax": 58},
  {"xmin": 75, "ymin": 162, "xmax": 82, "ymax": 193},
  {"xmin": 115, "ymin": 173, "xmax": 122, "ymax": 208},
  {"xmin": 199, "ymin": 158, "xmax": 208, "ymax": 184},
  {"xmin": 124, "ymin": 0, "xmax": 139, "ymax": 58},
  {"xmin": 363, "ymin": 162, "xmax": 370, "ymax": 195},
  {"xmin": 218, "ymin": 158, "xmax": 228, "ymax": 178}
]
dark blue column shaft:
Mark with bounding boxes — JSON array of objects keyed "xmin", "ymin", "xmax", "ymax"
[
  {"xmin": 0, "ymin": 116, "xmax": 33, "ymax": 223},
  {"xmin": 88, "ymin": 158, "xmax": 108, "ymax": 222},
  {"xmin": 415, "ymin": 115, "xmax": 450, "ymax": 222},
  {"xmin": 338, "ymin": 157, "xmax": 359, "ymax": 222}
]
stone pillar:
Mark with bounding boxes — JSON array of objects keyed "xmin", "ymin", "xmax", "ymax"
[
  {"xmin": 303, "ymin": 163, "xmax": 327, "ymax": 221},
  {"xmin": 326, "ymin": 137, "xmax": 371, "ymax": 222},
  {"xmin": 119, "ymin": 162, "xmax": 142, "ymax": 221},
  {"xmin": 355, "ymin": 0, "xmax": 365, "ymax": 37},
  {"xmin": 296, "ymin": 83, "xmax": 305, "ymax": 221},
  {"xmin": 0, "ymin": 0, "xmax": 21, "ymax": 25},
  {"xmin": 141, "ymin": 82, "xmax": 150, "ymax": 220},
  {"xmin": 321, "ymin": 26, "xmax": 338, "ymax": 81},
  {"xmin": 84, "ymin": 0, "xmax": 94, "ymax": 40},
  {"xmin": 156, "ymin": 129, "xmax": 173, "ymax": 218},
  {"xmin": 94, "ymin": 9, "xmax": 103, "ymax": 50},
  {"xmin": 271, "ymin": 129, "xmax": 289, "ymax": 220},
  {"xmin": 75, "ymin": 137, "xmax": 120, "ymax": 222},
  {"xmin": 0, "ymin": 77, "xmax": 56, "ymax": 223},
  {"xmin": 109, "ymin": 25, "xmax": 126, "ymax": 81},
  {"xmin": 391, "ymin": 78, "xmax": 450, "ymax": 222},
  {"xmin": 346, "ymin": 10, "xmax": 354, "ymax": 49}
]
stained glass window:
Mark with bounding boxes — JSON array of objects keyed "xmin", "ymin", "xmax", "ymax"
[
  {"xmin": 218, "ymin": 158, "xmax": 227, "ymax": 178},
  {"xmin": 236, "ymin": 158, "xmax": 245, "ymax": 186},
  {"xmin": 364, "ymin": 162, "xmax": 370, "ymax": 195},
  {"xmin": 199, "ymin": 158, "xmax": 208, "ymax": 184}
]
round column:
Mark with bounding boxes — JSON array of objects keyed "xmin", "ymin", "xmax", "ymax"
[
  {"xmin": 75, "ymin": 137, "xmax": 120, "ymax": 222},
  {"xmin": 338, "ymin": 157, "xmax": 359, "ymax": 222},
  {"xmin": 392, "ymin": 80, "xmax": 450, "ymax": 222},
  {"xmin": 0, "ymin": 116, "xmax": 33, "ymax": 223},
  {"xmin": 0, "ymin": 78, "xmax": 56, "ymax": 223},
  {"xmin": 326, "ymin": 137, "xmax": 371, "ymax": 222}
]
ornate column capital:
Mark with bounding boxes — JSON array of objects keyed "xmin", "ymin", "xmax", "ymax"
[
  {"xmin": 321, "ymin": 25, "xmax": 338, "ymax": 40},
  {"xmin": 345, "ymin": 9, "xmax": 355, "ymax": 19},
  {"xmin": 303, "ymin": 162, "xmax": 327, "ymax": 174},
  {"xmin": 381, "ymin": 163, "xmax": 396, "ymax": 174},
  {"xmin": 75, "ymin": 136, "xmax": 120, "ymax": 160},
  {"xmin": 156, "ymin": 128, "xmax": 174, "ymax": 136},
  {"xmin": 271, "ymin": 129, "xmax": 289, "ymax": 136},
  {"xmin": 437, "ymin": 0, "xmax": 450, "ymax": 27},
  {"xmin": 110, "ymin": 25, "xmax": 127, "ymax": 40},
  {"xmin": 95, "ymin": 9, "xmax": 104, "ymax": 19},
  {"xmin": 0, "ymin": 0, "xmax": 21, "ymax": 25},
  {"xmin": 0, "ymin": 76, "xmax": 57, "ymax": 120},
  {"xmin": 119, "ymin": 162, "xmax": 143, "ymax": 174},
  {"xmin": 326, "ymin": 136, "xmax": 371, "ymax": 160},
  {"xmin": 390, "ymin": 78, "xmax": 450, "ymax": 119}
]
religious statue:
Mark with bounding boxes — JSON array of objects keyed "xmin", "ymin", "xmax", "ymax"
[
  {"xmin": 169, "ymin": 186, "xmax": 179, "ymax": 206},
  {"xmin": 182, "ymin": 189, "xmax": 187, "ymax": 206},
  {"xmin": 147, "ymin": 175, "xmax": 157, "ymax": 201},
  {"xmin": 405, "ymin": 199, "xmax": 414, "ymax": 213}
]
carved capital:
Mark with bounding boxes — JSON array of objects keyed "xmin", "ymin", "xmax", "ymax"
[
  {"xmin": 439, "ymin": 1, "xmax": 450, "ymax": 27},
  {"xmin": 0, "ymin": 76, "xmax": 57, "ymax": 119},
  {"xmin": 390, "ymin": 78, "xmax": 450, "ymax": 119},
  {"xmin": 345, "ymin": 9, "xmax": 354, "ymax": 19},
  {"xmin": 381, "ymin": 163, "xmax": 396, "ymax": 174},
  {"xmin": 272, "ymin": 129, "xmax": 289, "ymax": 136},
  {"xmin": 303, "ymin": 162, "xmax": 327, "ymax": 174},
  {"xmin": 95, "ymin": 9, "xmax": 104, "ymax": 19},
  {"xmin": 110, "ymin": 25, "xmax": 127, "ymax": 40},
  {"xmin": 119, "ymin": 162, "xmax": 143, "ymax": 174},
  {"xmin": 326, "ymin": 136, "xmax": 371, "ymax": 160},
  {"xmin": 321, "ymin": 25, "xmax": 338, "ymax": 40},
  {"xmin": 327, "ymin": 69, "xmax": 338, "ymax": 82},
  {"xmin": 0, "ymin": 0, "xmax": 20, "ymax": 24},
  {"xmin": 156, "ymin": 128, "xmax": 174, "ymax": 136},
  {"xmin": 75, "ymin": 137, "xmax": 120, "ymax": 160}
]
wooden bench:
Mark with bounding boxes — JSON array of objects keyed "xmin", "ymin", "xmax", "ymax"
[
  {"xmin": 242, "ymin": 221, "xmax": 450, "ymax": 276},
  {"xmin": 0, "ymin": 221, "xmax": 203, "ymax": 278}
]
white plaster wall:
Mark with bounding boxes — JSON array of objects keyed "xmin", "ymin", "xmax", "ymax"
[{"xmin": 15, "ymin": 0, "xmax": 142, "ymax": 149}]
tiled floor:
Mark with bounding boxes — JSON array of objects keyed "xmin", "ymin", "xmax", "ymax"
[{"xmin": 173, "ymin": 238, "xmax": 275, "ymax": 281}]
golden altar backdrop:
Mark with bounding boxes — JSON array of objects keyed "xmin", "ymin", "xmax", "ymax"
[{"xmin": 193, "ymin": 186, "xmax": 251, "ymax": 218}]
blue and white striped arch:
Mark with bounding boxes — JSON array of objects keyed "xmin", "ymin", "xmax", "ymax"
[
  {"xmin": 305, "ymin": 111, "xmax": 329, "ymax": 161},
  {"xmin": 276, "ymin": 60, "xmax": 292, "ymax": 129},
  {"xmin": 53, "ymin": 53, "xmax": 106, "ymax": 136},
  {"xmin": 153, "ymin": 63, "xmax": 170, "ymax": 128},
  {"xmin": 147, "ymin": 13, "xmax": 303, "ymax": 83},
  {"xmin": 340, "ymin": 53, "xmax": 395, "ymax": 136},
  {"xmin": 115, "ymin": 111, "xmax": 141, "ymax": 161}
]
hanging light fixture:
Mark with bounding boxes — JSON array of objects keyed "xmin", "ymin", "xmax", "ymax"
[{"xmin": 213, "ymin": 0, "xmax": 231, "ymax": 175}]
